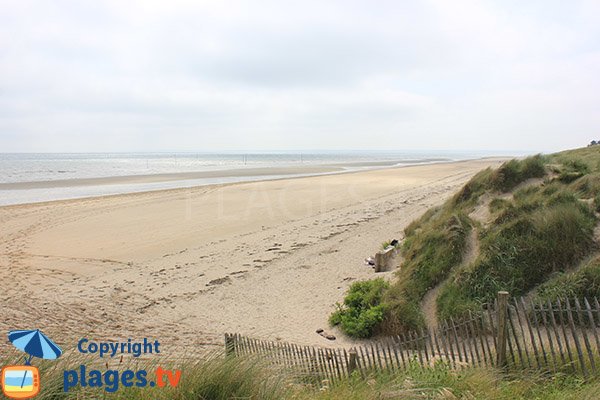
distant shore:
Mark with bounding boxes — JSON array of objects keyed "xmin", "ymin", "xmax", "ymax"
[
  {"xmin": 0, "ymin": 165, "xmax": 345, "ymax": 190},
  {"xmin": 0, "ymin": 158, "xmax": 461, "ymax": 190},
  {"xmin": 0, "ymin": 156, "xmax": 509, "ymax": 206}
]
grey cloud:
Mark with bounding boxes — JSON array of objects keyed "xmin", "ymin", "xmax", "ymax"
[{"xmin": 0, "ymin": 0, "xmax": 599, "ymax": 152}]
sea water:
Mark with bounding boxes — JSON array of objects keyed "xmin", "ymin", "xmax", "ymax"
[{"xmin": 0, "ymin": 151, "xmax": 512, "ymax": 206}]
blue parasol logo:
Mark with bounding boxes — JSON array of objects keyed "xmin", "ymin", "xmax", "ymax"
[
  {"xmin": 2, "ymin": 329, "xmax": 63, "ymax": 397},
  {"xmin": 8, "ymin": 329, "xmax": 63, "ymax": 365}
]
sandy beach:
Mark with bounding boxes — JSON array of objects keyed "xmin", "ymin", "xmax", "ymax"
[{"xmin": 0, "ymin": 159, "xmax": 505, "ymax": 356}]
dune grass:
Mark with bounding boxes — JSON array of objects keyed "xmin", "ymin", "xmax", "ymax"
[
  {"xmin": 489, "ymin": 155, "xmax": 547, "ymax": 192},
  {"xmin": 333, "ymin": 149, "xmax": 600, "ymax": 335},
  {"xmin": 3, "ymin": 351, "xmax": 600, "ymax": 399},
  {"xmin": 422, "ymin": 150, "xmax": 600, "ymax": 324},
  {"xmin": 535, "ymin": 256, "xmax": 600, "ymax": 302},
  {"xmin": 379, "ymin": 209, "xmax": 471, "ymax": 334},
  {"xmin": 438, "ymin": 153, "xmax": 597, "ymax": 321},
  {"xmin": 383, "ymin": 154, "xmax": 556, "ymax": 330},
  {"xmin": 438, "ymin": 189, "xmax": 596, "ymax": 320},
  {"xmin": 310, "ymin": 366, "xmax": 600, "ymax": 400},
  {"xmin": 0, "ymin": 351, "xmax": 289, "ymax": 400}
]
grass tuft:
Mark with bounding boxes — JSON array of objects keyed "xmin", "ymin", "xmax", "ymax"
[
  {"xmin": 490, "ymin": 155, "xmax": 547, "ymax": 192},
  {"xmin": 536, "ymin": 257, "xmax": 600, "ymax": 302}
]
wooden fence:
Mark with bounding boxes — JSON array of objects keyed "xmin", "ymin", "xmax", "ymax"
[
  {"xmin": 225, "ymin": 293, "xmax": 600, "ymax": 382},
  {"xmin": 505, "ymin": 296, "xmax": 600, "ymax": 377}
]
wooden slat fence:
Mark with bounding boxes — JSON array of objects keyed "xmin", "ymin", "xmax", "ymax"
[
  {"xmin": 225, "ymin": 294, "xmax": 600, "ymax": 382},
  {"xmin": 506, "ymin": 297, "xmax": 600, "ymax": 377}
]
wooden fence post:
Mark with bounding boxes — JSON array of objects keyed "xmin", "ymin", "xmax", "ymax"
[
  {"xmin": 225, "ymin": 333, "xmax": 235, "ymax": 357},
  {"xmin": 347, "ymin": 349, "xmax": 358, "ymax": 374},
  {"xmin": 496, "ymin": 291, "xmax": 509, "ymax": 369}
]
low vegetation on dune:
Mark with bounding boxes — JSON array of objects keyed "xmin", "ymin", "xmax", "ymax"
[
  {"xmin": 332, "ymin": 147, "xmax": 600, "ymax": 337},
  {"xmin": 329, "ymin": 278, "xmax": 389, "ymax": 338},
  {"xmin": 438, "ymin": 180, "xmax": 596, "ymax": 320},
  {"xmin": 6, "ymin": 352, "xmax": 600, "ymax": 399},
  {"xmin": 535, "ymin": 256, "xmax": 600, "ymax": 303},
  {"xmin": 380, "ymin": 209, "xmax": 471, "ymax": 333}
]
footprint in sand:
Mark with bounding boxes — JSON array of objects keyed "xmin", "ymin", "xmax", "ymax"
[{"xmin": 206, "ymin": 276, "xmax": 231, "ymax": 286}]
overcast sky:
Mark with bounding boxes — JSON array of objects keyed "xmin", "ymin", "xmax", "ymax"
[{"xmin": 1, "ymin": 0, "xmax": 599, "ymax": 153}]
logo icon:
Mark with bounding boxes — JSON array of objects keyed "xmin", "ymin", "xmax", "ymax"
[
  {"xmin": 2, "ymin": 329, "xmax": 62, "ymax": 399},
  {"xmin": 1, "ymin": 366, "xmax": 40, "ymax": 399}
]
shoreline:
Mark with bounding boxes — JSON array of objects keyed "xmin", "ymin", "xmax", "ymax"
[
  {"xmin": 0, "ymin": 165, "xmax": 345, "ymax": 190},
  {"xmin": 0, "ymin": 157, "xmax": 508, "ymax": 208},
  {"xmin": 0, "ymin": 158, "xmax": 507, "ymax": 352}
]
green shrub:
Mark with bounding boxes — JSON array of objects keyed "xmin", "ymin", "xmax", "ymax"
[{"xmin": 330, "ymin": 279, "xmax": 389, "ymax": 338}]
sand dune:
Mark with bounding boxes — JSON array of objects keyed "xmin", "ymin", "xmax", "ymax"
[{"xmin": 0, "ymin": 159, "xmax": 505, "ymax": 356}]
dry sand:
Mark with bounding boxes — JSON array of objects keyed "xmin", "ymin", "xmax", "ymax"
[{"xmin": 0, "ymin": 159, "xmax": 505, "ymax": 357}]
